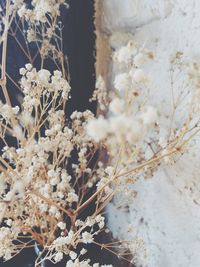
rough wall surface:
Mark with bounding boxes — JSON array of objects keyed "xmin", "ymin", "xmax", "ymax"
[{"xmin": 97, "ymin": 1, "xmax": 200, "ymax": 267}]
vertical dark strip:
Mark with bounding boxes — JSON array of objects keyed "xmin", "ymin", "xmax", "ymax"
[{"xmin": 63, "ymin": 0, "xmax": 97, "ymax": 116}]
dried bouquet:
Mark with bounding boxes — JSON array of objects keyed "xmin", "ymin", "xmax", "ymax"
[{"xmin": 0, "ymin": 1, "xmax": 200, "ymax": 267}]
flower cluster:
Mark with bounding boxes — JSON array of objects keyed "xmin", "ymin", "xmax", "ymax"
[
  {"xmin": 0, "ymin": 62, "xmax": 112, "ymax": 265},
  {"xmin": 17, "ymin": 0, "xmax": 66, "ymax": 23},
  {"xmin": 66, "ymin": 259, "xmax": 112, "ymax": 267},
  {"xmin": 87, "ymin": 42, "xmax": 158, "ymax": 158},
  {"xmin": 86, "ymin": 42, "xmax": 200, "ymax": 233},
  {"xmin": 1, "ymin": 2, "xmax": 200, "ymax": 267},
  {"xmin": 16, "ymin": 0, "xmax": 68, "ymax": 75},
  {"xmin": 90, "ymin": 76, "xmax": 108, "ymax": 111},
  {"xmin": 19, "ymin": 64, "xmax": 70, "ymax": 112}
]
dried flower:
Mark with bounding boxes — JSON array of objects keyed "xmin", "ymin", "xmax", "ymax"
[
  {"xmin": 86, "ymin": 116, "xmax": 109, "ymax": 142},
  {"xmin": 109, "ymin": 98, "xmax": 124, "ymax": 115},
  {"xmin": 114, "ymin": 73, "xmax": 131, "ymax": 91}
]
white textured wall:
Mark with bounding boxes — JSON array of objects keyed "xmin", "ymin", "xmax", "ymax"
[
  {"xmin": 102, "ymin": 0, "xmax": 173, "ymax": 31},
  {"xmin": 101, "ymin": 1, "xmax": 200, "ymax": 266}
]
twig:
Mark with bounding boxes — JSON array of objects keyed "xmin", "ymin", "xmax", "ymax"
[{"xmin": 0, "ymin": 0, "xmax": 11, "ymax": 105}]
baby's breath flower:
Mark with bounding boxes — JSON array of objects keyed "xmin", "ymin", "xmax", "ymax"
[
  {"xmin": 86, "ymin": 116, "xmax": 109, "ymax": 142},
  {"xmin": 6, "ymin": 219, "xmax": 12, "ymax": 227},
  {"xmin": 57, "ymin": 222, "xmax": 66, "ymax": 230},
  {"xmin": 114, "ymin": 73, "xmax": 131, "ymax": 91},
  {"xmin": 81, "ymin": 232, "xmax": 94, "ymax": 244},
  {"xmin": 2, "ymin": 3, "xmax": 195, "ymax": 266},
  {"xmin": 54, "ymin": 251, "xmax": 63, "ymax": 263},
  {"xmin": 109, "ymin": 98, "xmax": 124, "ymax": 115},
  {"xmin": 134, "ymin": 52, "xmax": 147, "ymax": 67},
  {"xmin": 132, "ymin": 68, "xmax": 146, "ymax": 84},
  {"xmin": 67, "ymin": 191, "xmax": 78, "ymax": 203},
  {"xmin": 80, "ymin": 248, "xmax": 87, "ymax": 255},
  {"xmin": 140, "ymin": 106, "xmax": 158, "ymax": 125},
  {"xmin": 114, "ymin": 41, "xmax": 137, "ymax": 64},
  {"xmin": 110, "ymin": 115, "xmax": 142, "ymax": 143},
  {"xmin": 69, "ymin": 251, "xmax": 77, "ymax": 260}
]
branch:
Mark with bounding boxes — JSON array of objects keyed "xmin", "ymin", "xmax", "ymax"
[{"xmin": 0, "ymin": 0, "xmax": 11, "ymax": 105}]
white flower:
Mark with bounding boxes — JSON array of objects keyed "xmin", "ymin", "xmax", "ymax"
[
  {"xmin": 141, "ymin": 106, "xmax": 158, "ymax": 125},
  {"xmin": 49, "ymin": 206, "xmax": 59, "ymax": 215},
  {"xmin": 0, "ymin": 227, "xmax": 11, "ymax": 241},
  {"xmin": 57, "ymin": 222, "xmax": 66, "ymax": 230},
  {"xmin": 132, "ymin": 69, "xmax": 146, "ymax": 83},
  {"xmin": 81, "ymin": 232, "xmax": 93, "ymax": 244},
  {"xmin": 12, "ymin": 106, "xmax": 20, "ymax": 115},
  {"xmin": 0, "ymin": 178, "xmax": 5, "ymax": 193},
  {"xmin": 19, "ymin": 68, "xmax": 26, "ymax": 75},
  {"xmin": 54, "ymin": 252, "xmax": 63, "ymax": 263},
  {"xmin": 17, "ymin": 4, "xmax": 26, "ymax": 18},
  {"xmin": 110, "ymin": 115, "xmax": 142, "ymax": 143},
  {"xmin": 13, "ymin": 181, "xmax": 25, "ymax": 198},
  {"xmin": 47, "ymin": 169, "xmax": 55, "ymax": 178},
  {"xmin": 114, "ymin": 41, "xmax": 137, "ymax": 64},
  {"xmin": 39, "ymin": 203, "xmax": 48, "ymax": 213},
  {"xmin": 20, "ymin": 112, "xmax": 34, "ymax": 127},
  {"xmin": 86, "ymin": 116, "xmax": 108, "ymax": 142},
  {"xmin": 50, "ymin": 177, "xmax": 59, "ymax": 186},
  {"xmin": 105, "ymin": 166, "xmax": 114, "ymax": 176},
  {"xmin": 95, "ymin": 215, "xmax": 105, "ymax": 229},
  {"xmin": 38, "ymin": 69, "xmax": 51, "ymax": 85},
  {"xmin": 6, "ymin": 219, "xmax": 12, "ymax": 227},
  {"xmin": 134, "ymin": 52, "xmax": 146, "ymax": 67},
  {"xmin": 53, "ymin": 231, "xmax": 74, "ymax": 247},
  {"xmin": 80, "ymin": 248, "xmax": 87, "ymax": 255},
  {"xmin": 13, "ymin": 125, "xmax": 24, "ymax": 140},
  {"xmin": 114, "ymin": 73, "xmax": 131, "ymax": 91},
  {"xmin": 0, "ymin": 103, "xmax": 20, "ymax": 121},
  {"xmin": 67, "ymin": 192, "xmax": 78, "ymax": 203},
  {"xmin": 69, "ymin": 251, "xmax": 77, "ymax": 260},
  {"xmin": 27, "ymin": 29, "xmax": 36, "ymax": 42},
  {"xmin": 96, "ymin": 75, "xmax": 106, "ymax": 91},
  {"xmin": 66, "ymin": 260, "xmax": 74, "ymax": 267},
  {"xmin": 25, "ymin": 63, "xmax": 32, "ymax": 71},
  {"xmin": 109, "ymin": 98, "xmax": 124, "ymax": 115},
  {"xmin": 66, "ymin": 259, "xmax": 93, "ymax": 267}
]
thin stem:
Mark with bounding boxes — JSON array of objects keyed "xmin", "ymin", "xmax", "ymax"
[{"xmin": 0, "ymin": 0, "xmax": 11, "ymax": 105}]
